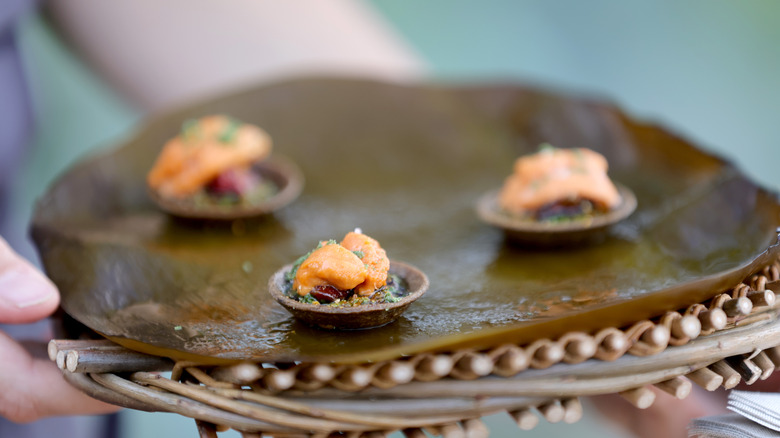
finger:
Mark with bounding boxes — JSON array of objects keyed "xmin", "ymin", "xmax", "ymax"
[
  {"xmin": 0, "ymin": 238, "xmax": 60, "ymax": 323},
  {"xmin": 590, "ymin": 386, "xmax": 727, "ymax": 438},
  {"xmin": 0, "ymin": 331, "xmax": 120, "ymax": 423}
]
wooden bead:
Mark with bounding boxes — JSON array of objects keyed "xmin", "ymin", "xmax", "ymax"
[
  {"xmin": 538, "ymin": 400, "xmax": 565, "ymax": 423},
  {"xmin": 262, "ymin": 369, "xmax": 296, "ymax": 391},
  {"xmin": 47, "ymin": 339, "xmax": 60, "ymax": 361},
  {"xmin": 564, "ymin": 338, "xmax": 597, "ymax": 364},
  {"xmin": 699, "ymin": 308, "xmax": 727, "ymax": 331},
  {"xmin": 619, "ymin": 387, "xmax": 655, "ymax": 409},
  {"xmin": 562, "ymin": 398, "xmax": 583, "ymax": 424},
  {"xmin": 211, "ymin": 363, "xmax": 264, "ymax": 384},
  {"xmin": 654, "ymin": 377, "xmax": 692, "ymax": 399},
  {"xmin": 600, "ymin": 332, "xmax": 628, "ymax": 354},
  {"xmin": 452, "ymin": 353, "xmax": 492, "ymax": 379},
  {"xmin": 671, "ymin": 315, "xmax": 701, "ymax": 340},
  {"xmin": 764, "ymin": 346, "xmax": 780, "ymax": 367},
  {"xmin": 753, "ymin": 351, "xmax": 776, "ymax": 380},
  {"xmin": 415, "ymin": 355, "xmax": 453, "ymax": 381},
  {"xmin": 56, "ymin": 350, "xmax": 67, "ymax": 370},
  {"xmin": 335, "ymin": 366, "xmax": 373, "ymax": 390},
  {"xmin": 296, "ymin": 363, "xmax": 337, "ymax": 383},
  {"xmin": 748, "ymin": 289, "xmax": 776, "ymax": 308},
  {"xmin": 384, "ymin": 362, "xmax": 415, "ymax": 384},
  {"xmin": 374, "ymin": 362, "xmax": 414, "ymax": 387},
  {"xmin": 725, "ymin": 357, "xmax": 762, "ymax": 385},
  {"xmin": 687, "ymin": 367, "xmax": 724, "ymax": 391},
  {"xmin": 494, "ymin": 347, "xmax": 529, "ymax": 376},
  {"xmin": 508, "ymin": 409, "xmax": 539, "ymax": 431},
  {"xmin": 531, "ymin": 342, "xmax": 565, "ymax": 368},
  {"xmin": 461, "ymin": 419, "xmax": 489, "ymax": 438},
  {"xmin": 438, "ymin": 423, "xmax": 464, "ymax": 438},
  {"xmin": 722, "ymin": 297, "xmax": 753, "ymax": 318},
  {"xmin": 708, "ymin": 361, "xmax": 741, "ymax": 389},
  {"xmin": 640, "ymin": 325, "xmax": 670, "ymax": 348}
]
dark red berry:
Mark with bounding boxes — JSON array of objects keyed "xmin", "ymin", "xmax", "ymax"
[
  {"xmin": 310, "ymin": 285, "xmax": 350, "ymax": 303},
  {"xmin": 206, "ymin": 168, "xmax": 259, "ymax": 196}
]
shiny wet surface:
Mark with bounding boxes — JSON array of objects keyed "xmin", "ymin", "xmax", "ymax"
[{"xmin": 32, "ymin": 79, "xmax": 780, "ymax": 362}]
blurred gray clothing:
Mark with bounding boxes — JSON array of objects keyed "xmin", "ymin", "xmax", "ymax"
[
  {"xmin": 0, "ymin": 2, "xmax": 115, "ymax": 437},
  {"xmin": 0, "ymin": 0, "xmax": 34, "ymax": 227}
]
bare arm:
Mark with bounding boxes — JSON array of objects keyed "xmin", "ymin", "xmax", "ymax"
[{"xmin": 47, "ymin": 0, "xmax": 426, "ymax": 112}]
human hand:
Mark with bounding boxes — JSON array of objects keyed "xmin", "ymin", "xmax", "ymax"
[
  {"xmin": 590, "ymin": 385, "xmax": 728, "ymax": 437},
  {"xmin": 0, "ymin": 237, "xmax": 119, "ymax": 422}
]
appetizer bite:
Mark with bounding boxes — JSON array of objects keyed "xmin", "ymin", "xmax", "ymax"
[
  {"xmin": 290, "ymin": 230, "xmax": 401, "ymax": 306},
  {"xmin": 476, "ymin": 144, "xmax": 636, "ymax": 245},
  {"xmin": 269, "ymin": 229, "xmax": 429, "ymax": 329},
  {"xmin": 147, "ymin": 115, "xmax": 303, "ymax": 219},
  {"xmin": 498, "ymin": 144, "xmax": 621, "ymax": 221}
]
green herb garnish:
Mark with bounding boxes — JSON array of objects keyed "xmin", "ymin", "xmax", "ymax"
[
  {"xmin": 216, "ymin": 193, "xmax": 240, "ymax": 205},
  {"xmin": 543, "ymin": 214, "xmax": 586, "ymax": 223},
  {"xmin": 286, "ymin": 272, "xmax": 410, "ymax": 307},
  {"xmin": 286, "ymin": 250, "xmax": 313, "ymax": 283},
  {"xmin": 385, "ymin": 274, "xmax": 403, "ymax": 293},
  {"xmin": 181, "ymin": 119, "xmax": 200, "ymax": 142},
  {"xmin": 352, "ymin": 250, "xmax": 365, "ymax": 259},
  {"xmin": 174, "ymin": 325, "xmax": 183, "ymax": 331},
  {"xmin": 350, "ymin": 296, "xmax": 371, "ymax": 306},
  {"xmin": 299, "ymin": 294, "xmax": 319, "ymax": 304},
  {"xmin": 538, "ymin": 143, "xmax": 555, "ymax": 153},
  {"xmin": 218, "ymin": 118, "xmax": 241, "ymax": 144},
  {"xmin": 383, "ymin": 291, "xmax": 402, "ymax": 303}
]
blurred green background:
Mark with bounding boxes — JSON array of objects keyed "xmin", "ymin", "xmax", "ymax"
[{"xmin": 8, "ymin": 1, "xmax": 780, "ymax": 437}]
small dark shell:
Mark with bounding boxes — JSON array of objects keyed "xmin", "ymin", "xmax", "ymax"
[
  {"xmin": 476, "ymin": 183, "xmax": 637, "ymax": 246},
  {"xmin": 148, "ymin": 155, "xmax": 304, "ymax": 220},
  {"xmin": 268, "ymin": 261, "xmax": 429, "ymax": 330}
]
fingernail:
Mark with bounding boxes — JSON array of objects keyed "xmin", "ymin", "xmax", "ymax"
[{"xmin": 0, "ymin": 266, "xmax": 57, "ymax": 308}]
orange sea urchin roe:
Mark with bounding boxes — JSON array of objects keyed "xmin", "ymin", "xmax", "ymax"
[
  {"xmin": 292, "ymin": 244, "xmax": 368, "ymax": 296},
  {"xmin": 147, "ymin": 115, "xmax": 272, "ymax": 198},
  {"xmin": 340, "ymin": 231, "xmax": 390, "ymax": 296},
  {"xmin": 498, "ymin": 146, "xmax": 621, "ymax": 215}
]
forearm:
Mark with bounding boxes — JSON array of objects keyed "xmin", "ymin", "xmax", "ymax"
[{"xmin": 47, "ymin": 0, "xmax": 426, "ymax": 112}]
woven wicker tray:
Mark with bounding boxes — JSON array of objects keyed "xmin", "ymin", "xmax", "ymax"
[
  {"xmin": 51, "ymin": 256, "xmax": 780, "ymax": 437},
  {"xmin": 34, "ymin": 78, "xmax": 780, "ymax": 436}
]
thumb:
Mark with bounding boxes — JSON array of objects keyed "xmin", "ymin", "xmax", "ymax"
[
  {"xmin": 0, "ymin": 332, "xmax": 120, "ymax": 422},
  {"xmin": 0, "ymin": 238, "xmax": 60, "ymax": 323}
]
